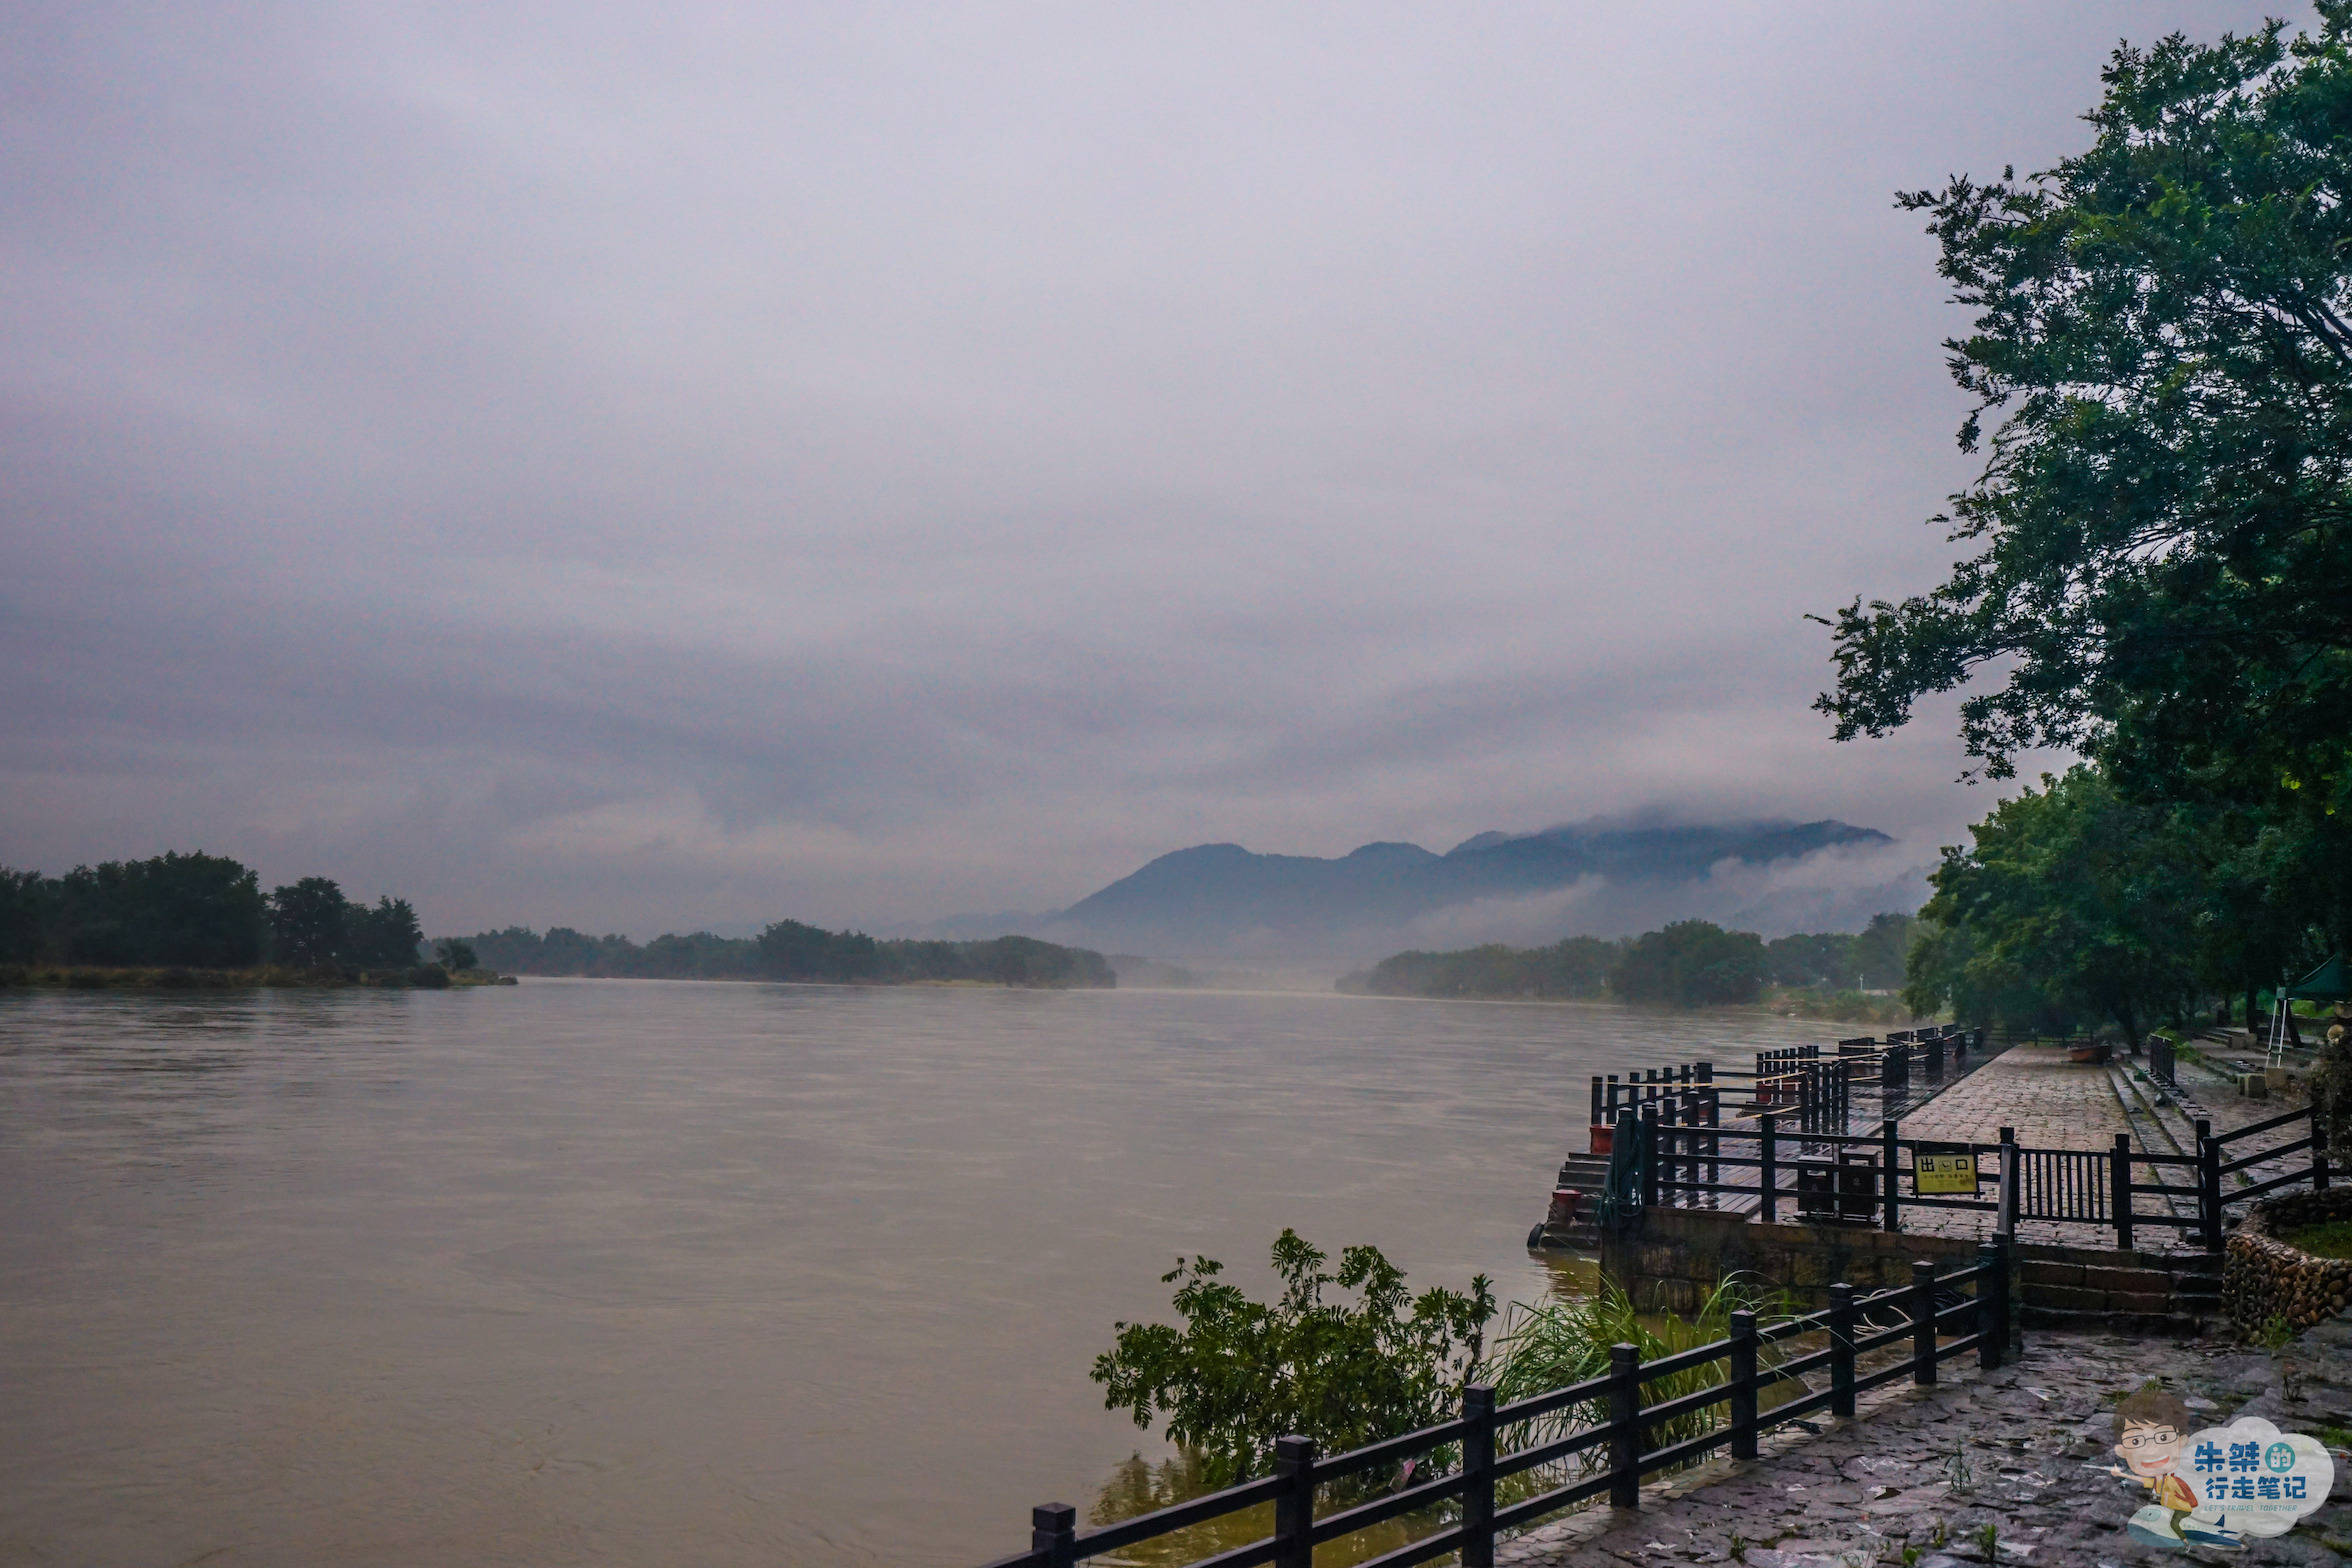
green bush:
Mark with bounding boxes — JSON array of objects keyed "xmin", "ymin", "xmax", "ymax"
[{"xmin": 1091, "ymin": 1230, "xmax": 1494, "ymax": 1490}]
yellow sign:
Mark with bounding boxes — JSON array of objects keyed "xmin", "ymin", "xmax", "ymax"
[{"xmin": 1914, "ymin": 1150, "xmax": 1978, "ymax": 1194}]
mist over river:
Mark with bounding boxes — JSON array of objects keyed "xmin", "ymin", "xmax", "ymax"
[{"xmin": 0, "ymin": 982, "xmax": 1837, "ymax": 1567}]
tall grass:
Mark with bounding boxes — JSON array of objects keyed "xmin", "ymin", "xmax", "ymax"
[{"xmin": 1485, "ymin": 1273, "xmax": 1794, "ymax": 1481}]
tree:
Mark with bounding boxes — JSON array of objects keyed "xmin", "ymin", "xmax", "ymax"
[
  {"xmin": 58, "ymin": 853, "xmax": 264, "ymax": 967},
  {"xmin": 1609, "ymin": 920, "xmax": 1768, "ymax": 1007},
  {"xmin": 1091, "ymin": 1230, "xmax": 1493, "ymax": 1491},
  {"xmin": 434, "ymin": 938, "xmax": 478, "ymax": 972},
  {"xmin": 1816, "ymin": 8, "xmax": 2352, "ymax": 937},
  {"xmin": 1823, "ymin": 8, "xmax": 2352, "ymax": 773},
  {"xmin": 269, "ymin": 877, "xmax": 347, "ymax": 969},
  {"xmin": 1763, "ymin": 932, "xmax": 1854, "ymax": 989},
  {"xmin": 0, "ymin": 868, "xmax": 52, "ymax": 964},
  {"xmin": 343, "ymin": 896, "xmax": 423, "ymax": 968},
  {"xmin": 1847, "ymin": 912, "xmax": 1918, "ymax": 992},
  {"xmin": 1903, "ymin": 768, "xmax": 2203, "ymax": 1042},
  {"xmin": 754, "ymin": 918, "xmax": 881, "ymax": 981}
]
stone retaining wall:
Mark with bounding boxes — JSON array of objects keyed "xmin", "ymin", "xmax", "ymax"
[
  {"xmin": 2224, "ymin": 1186, "xmax": 2352, "ymax": 1330},
  {"xmin": 1599, "ymin": 1206, "xmax": 1981, "ymax": 1313}
]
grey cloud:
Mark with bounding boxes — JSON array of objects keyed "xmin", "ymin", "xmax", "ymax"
[{"xmin": 1, "ymin": 1, "xmax": 2291, "ymax": 936}]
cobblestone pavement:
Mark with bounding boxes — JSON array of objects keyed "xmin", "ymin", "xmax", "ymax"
[
  {"xmin": 1501, "ymin": 1318, "xmax": 2352, "ymax": 1567},
  {"xmin": 1901, "ymin": 1045, "xmax": 2134, "ymax": 1149},
  {"xmin": 1891, "ymin": 1045, "xmax": 2146, "ymax": 1249}
]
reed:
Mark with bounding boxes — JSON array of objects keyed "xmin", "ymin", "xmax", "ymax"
[{"xmin": 1485, "ymin": 1272, "xmax": 1793, "ymax": 1477}]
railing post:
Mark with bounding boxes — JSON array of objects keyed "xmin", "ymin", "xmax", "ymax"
[
  {"xmin": 2197, "ymin": 1117, "xmax": 2223, "ymax": 1252},
  {"xmin": 1607, "ymin": 1343, "xmax": 1642, "ymax": 1509},
  {"xmin": 1462, "ymin": 1385, "xmax": 1496, "ymax": 1568},
  {"xmin": 2111, "ymin": 1133, "xmax": 2134, "ymax": 1251},
  {"xmin": 1976, "ymin": 1241, "xmax": 2003, "ymax": 1370},
  {"xmin": 1728, "ymin": 1309, "xmax": 1759, "ymax": 1461},
  {"xmin": 1272, "ymin": 1435, "xmax": 1316, "ymax": 1568},
  {"xmin": 1759, "ymin": 1109, "xmax": 1778, "ymax": 1223},
  {"xmin": 1669, "ymin": 1096, "xmax": 1687, "ymax": 1206},
  {"xmin": 1698, "ymin": 1062, "xmax": 1717, "ymax": 1195},
  {"xmin": 1827, "ymin": 1282, "xmax": 1856, "ymax": 1419},
  {"xmin": 1031, "ymin": 1503, "xmax": 1078, "ymax": 1568},
  {"xmin": 1909, "ymin": 1259, "xmax": 1938, "ymax": 1387},
  {"xmin": 1994, "ymin": 1235, "xmax": 2014, "ymax": 1361},
  {"xmin": 1640, "ymin": 1107, "xmax": 1660, "ymax": 1210},
  {"xmin": 1590, "ymin": 1075, "xmax": 1604, "ymax": 1136},
  {"xmin": 1997, "ymin": 1127, "xmax": 2019, "ymax": 1239},
  {"xmin": 2315, "ymin": 1103, "xmax": 2331, "ymax": 1192},
  {"xmin": 1881, "ymin": 1118, "xmax": 1900, "ymax": 1232}
]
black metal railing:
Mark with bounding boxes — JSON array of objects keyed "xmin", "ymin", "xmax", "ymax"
[
  {"xmin": 1585, "ymin": 1026, "xmax": 1975, "ymax": 1161},
  {"xmin": 980, "ymin": 1251, "xmax": 2012, "ymax": 1568},
  {"xmin": 1609, "ymin": 1096, "xmax": 2330, "ymax": 1253}
]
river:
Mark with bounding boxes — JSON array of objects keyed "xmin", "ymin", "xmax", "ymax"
[{"xmin": 0, "ymin": 981, "xmax": 1842, "ymax": 1567}]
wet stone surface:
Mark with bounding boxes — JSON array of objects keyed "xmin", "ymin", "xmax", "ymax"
[{"xmin": 1500, "ymin": 1320, "xmax": 2352, "ymax": 1567}]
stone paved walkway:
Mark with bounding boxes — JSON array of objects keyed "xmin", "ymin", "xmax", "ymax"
[
  {"xmin": 1901, "ymin": 1044, "xmax": 2133, "ymax": 1150},
  {"xmin": 1888, "ymin": 1044, "xmax": 2148, "ymax": 1249},
  {"xmin": 1500, "ymin": 1318, "xmax": 2352, "ymax": 1567}
]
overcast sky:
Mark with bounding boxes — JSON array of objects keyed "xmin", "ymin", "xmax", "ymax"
[{"xmin": 1, "ymin": 1, "xmax": 2300, "ymax": 936}]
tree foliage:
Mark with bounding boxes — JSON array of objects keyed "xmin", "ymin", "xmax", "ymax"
[
  {"xmin": 1902, "ymin": 768, "xmax": 2218, "ymax": 1040},
  {"xmin": 450, "ymin": 922, "xmax": 1117, "ymax": 988},
  {"xmin": 1759, "ymin": 913, "xmax": 1918, "ymax": 991},
  {"xmin": 266, "ymin": 878, "xmax": 423, "ymax": 970},
  {"xmin": 1343, "ymin": 921, "xmax": 1918, "ymax": 1007},
  {"xmin": 0, "ymin": 854, "xmax": 428, "ymax": 974},
  {"xmin": 0, "ymin": 853, "xmax": 265, "ymax": 968},
  {"xmin": 1829, "ymin": 9, "xmax": 2352, "ymax": 1030},
  {"xmin": 1090, "ymin": 1230, "xmax": 1494, "ymax": 1490},
  {"xmin": 1820, "ymin": 7, "xmax": 2352, "ymax": 812},
  {"xmin": 1608, "ymin": 921, "xmax": 1769, "ymax": 1007},
  {"xmin": 1341, "ymin": 937, "xmax": 1620, "ymax": 1000},
  {"xmin": 267, "ymin": 876, "xmax": 347, "ymax": 968}
]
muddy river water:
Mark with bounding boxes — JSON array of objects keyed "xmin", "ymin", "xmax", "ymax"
[{"xmin": 0, "ymin": 981, "xmax": 1836, "ymax": 1566}]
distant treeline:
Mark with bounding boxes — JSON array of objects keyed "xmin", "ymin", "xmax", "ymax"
[
  {"xmin": 453, "ymin": 922, "xmax": 1116, "ymax": 989},
  {"xmin": 1339, "ymin": 913, "xmax": 1917, "ymax": 1009},
  {"xmin": 0, "ymin": 852, "xmax": 431, "ymax": 973}
]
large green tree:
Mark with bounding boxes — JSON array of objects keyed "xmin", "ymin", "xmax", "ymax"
[
  {"xmin": 1819, "ymin": 9, "xmax": 2352, "ymax": 849},
  {"xmin": 1608, "ymin": 920, "xmax": 1768, "ymax": 1007},
  {"xmin": 343, "ymin": 895, "xmax": 424, "ymax": 969},
  {"xmin": 268, "ymin": 877, "xmax": 349, "ymax": 969},
  {"xmin": 57, "ymin": 853, "xmax": 264, "ymax": 968},
  {"xmin": 1904, "ymin": 768, "xmax": 2205, "ymax": 1042}
]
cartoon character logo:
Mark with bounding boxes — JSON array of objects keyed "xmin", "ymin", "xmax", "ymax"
[
  {"xmin": 2105, "ymin": 1393, "xmax": 2337, "ymax": 1551},
  {"xmin": 2108, "ymin": 1388, "xmax": 2213, "ymax": 1548}
]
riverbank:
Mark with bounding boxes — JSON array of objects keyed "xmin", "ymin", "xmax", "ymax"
[{"xmin": 0, "ymin": 963, "xmax": 515, "ymax": 989}]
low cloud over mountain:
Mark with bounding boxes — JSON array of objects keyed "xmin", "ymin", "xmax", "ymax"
[{"xmin": 919, "ymin": 817, "xmax": 1930, "ymax": 962}]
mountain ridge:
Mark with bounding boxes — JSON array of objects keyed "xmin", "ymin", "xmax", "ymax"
[{"xmin": 1038, "ymin": 817, "xmax": 1902, "ymax": 957}]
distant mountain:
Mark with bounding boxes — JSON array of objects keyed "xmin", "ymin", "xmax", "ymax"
[{"xmin": 1032, "ymin": 818, "xmax": 1904, "ymax": 959}]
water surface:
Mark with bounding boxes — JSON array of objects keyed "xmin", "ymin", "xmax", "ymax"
[{"xmin": 0, "ymin": 981, "xmax": 1835, "ymax": 1566}]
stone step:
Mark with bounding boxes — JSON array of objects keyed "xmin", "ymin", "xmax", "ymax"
[
  {"xmin": 2024, "ymin": 1282, "xmax": 2179, "ymax": 1314},
  {"xmin": 2018, "ymin": 1259, "xmax": 2199, "ymax": 1290},
  {"xmin": 1533, "ymin": 1224, "xmax": 1599, "ymax": 1253},
  {"xmin": 2019, "ymin": 1304, "xmax": 2204, "ymax": 1338}
]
